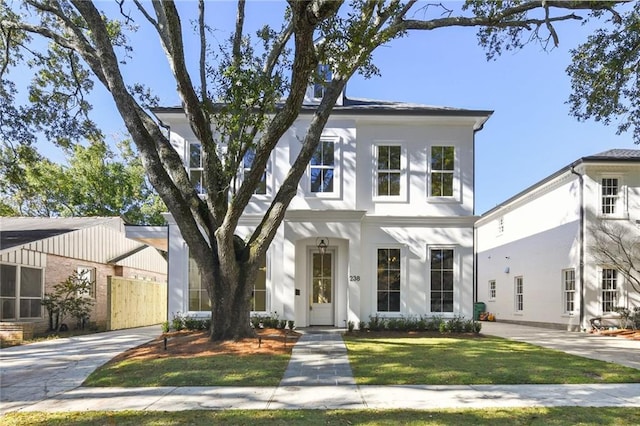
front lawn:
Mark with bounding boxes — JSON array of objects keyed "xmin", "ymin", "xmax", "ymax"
[
  {"xmin": 344, "ymin": 334, "xmax": 640, "ymax": 385},
  {"xmin": 4, "ymin": 407, "xmax": 640, "ymax": 426}
]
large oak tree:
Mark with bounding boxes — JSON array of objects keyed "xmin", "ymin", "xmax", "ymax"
[{"xmin": 0, "ymin": 0, "xmax": 628, "ymax": 340}]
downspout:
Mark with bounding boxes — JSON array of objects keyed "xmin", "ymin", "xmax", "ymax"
[
  {"xmin": 570, "ymin": 165, "xmax": 585, "ymax": 331},
  {"xmin": 158, "ymin": 120, "xmax": 172, "ymax": 323}
]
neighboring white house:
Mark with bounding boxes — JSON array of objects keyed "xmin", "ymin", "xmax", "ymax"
[
  {"xmin": 475, "ymin": 149, "xmax": 640, "ymax": 331},
  {"xmin": 138, "ymin": 85, "xmax": 492, "ymax": 328}
]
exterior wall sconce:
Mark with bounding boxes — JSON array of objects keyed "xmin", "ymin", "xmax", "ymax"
[
  {"xmin": 316, "ymin": 237, "xmax": 329, "ymax": 255},
  {"xmin": 504, "ymin": 267, "xmax": 510, "ymax": 274}
]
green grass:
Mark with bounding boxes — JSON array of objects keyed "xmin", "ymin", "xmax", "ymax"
[
  {"xmin": 4, "ymin": 407, "xmax": 640, "ymax": 425},
  {"xmin": 84, "ymin": 353, "xmax": 290, "ymax": 387},
  {"xmin": 344, "ymin": 334, "xmax": 640, "ymax": 385}
]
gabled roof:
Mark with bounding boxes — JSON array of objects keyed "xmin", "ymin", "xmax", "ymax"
[
  {"xmin": 479, "ymin": 149, "xmax": 640, "ymax": 218},
  {"xmin": 0, "ymin": 217, "xmax": 122, "ymax": 250}
]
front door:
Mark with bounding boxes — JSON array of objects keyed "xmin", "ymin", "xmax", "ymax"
[{"xmin": 310, "ymin": 251, "xmax": 334, "ymax": 325}]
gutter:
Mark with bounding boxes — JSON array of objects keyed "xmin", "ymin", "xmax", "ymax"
[{"xmin": 570, "ymin": 165, "xmax": 586, "ymax": 330}]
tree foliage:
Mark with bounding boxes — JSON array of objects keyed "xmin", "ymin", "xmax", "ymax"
[
  {"xmin": 41, "ymin": 271, "xmax": 95, "ymax": 332},
  {"xmin": 0, "ymin": 0, "xmax": 628, "ymax": 340},
  {"xmin": 0, "ymin": 139, "xmax": 166, "ymax": 224},
  {"xmin": 589, "ymin": 220, "xmax": 640, "ymax": 294},
  {"xmin": 567, "ymin": 1, "xmax": 640, "ymax": 143}
]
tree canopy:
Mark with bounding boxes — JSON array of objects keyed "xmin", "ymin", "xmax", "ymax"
[
  {"xmin": 0, "ymin": 139, "xmax": 166, "ymax": 224},
  {"xmin": 0, "ymin": 0, "xmax": 630, "ymax": 340}
]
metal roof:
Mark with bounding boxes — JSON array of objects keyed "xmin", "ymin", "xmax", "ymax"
[{"xmin": 0, "ymin": 217, "xmax": 122, "ymax": 250}]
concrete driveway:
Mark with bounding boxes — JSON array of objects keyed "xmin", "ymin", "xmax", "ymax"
[
  {"xmin": 481, "ymin": 321, "xmax": 640, "ymax": 370},
  {"xmin": 0, "ymin": 325, "xmax": 161, "ymax": 413}
]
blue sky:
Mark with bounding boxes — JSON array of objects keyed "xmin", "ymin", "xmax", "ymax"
[{"xmin": 34, "ymin": 1, "xmax": 636, "ymax": 215}]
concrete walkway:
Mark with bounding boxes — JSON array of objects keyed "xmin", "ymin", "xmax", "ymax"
[{"xmin": 2, "ymin": 323, "xmax": 640, "ymax": 414}]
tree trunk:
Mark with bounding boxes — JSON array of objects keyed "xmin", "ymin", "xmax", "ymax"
[{"xmin": 204, "ymin": 239, "xmax": 257, "ymax": 341}]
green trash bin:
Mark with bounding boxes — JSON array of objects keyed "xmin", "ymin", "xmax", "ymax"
[{"xmin": 473, "ymin": 302, "xmax": 486, "ymax": 320}]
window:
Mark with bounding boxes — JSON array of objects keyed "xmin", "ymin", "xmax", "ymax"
[
  {"xmin": 189, "ymin": 142, "xmax": 205, "ymax": 195},
  {"xmin": 601, "ymin": 268, "xmax": 618, "ymax": 313},
  {"xmin": 376, "ymin": 145, "xmax": 401, "ymax": 196},
  {"xmin": 430, "ymin": 146, "xmax": 454, "ymax": 197},
  {"xmin": 514, "ymin": 276, "xmax": 523, "ymax": 312},
  {"xmin": 310, "ymin": 140, "xmax": 335, "ymax": 193},
  {"xmin": 377, "ymin": 248, "xmax": 401, "ymax": 312},
  {"xmin": 77, "ymin": 266, "xmax": 96, "ymax": 298},
  {"xmin": 601, "ymin": 178, "xmax": 618, "ymax": 215},
  {"xmin": 313, "ymin": 64, "xmax": 332, "ymax": 99},
  {"xmin": 497, "ymin": 217, "xmax": 504, "ymax": 235},
  {"xmin": 562, "ymin": 269, "xmax": 576, "ymax": 314},
  {"xmin": 188, "ymin": 255, "xmax": 210, "ymax": 312},
  {"xmin": 251, "ymin": 254, "xmax": 267, "ymax": 312},
  {"xmin": 242, "ymin": 149, "xmax": 267, "ymax": 195},
  {"xmin": 1, "ymin": 264, "xmax": 43, "ymax": 320},
  {"xmin": 489, "ymin": 280, "xmax": 496, "ymax": 301},
  {"xmin": 430, "ymin": 249, "xmax": 454, "ymax": 313}
]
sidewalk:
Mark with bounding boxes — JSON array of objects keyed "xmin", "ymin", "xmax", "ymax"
[{"xmin": 2, "ymin": 324, "xmax": 640, "ymax": 413}]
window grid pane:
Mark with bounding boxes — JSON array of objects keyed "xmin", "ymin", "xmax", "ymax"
[
  {"xmin": 489, "ymin": 280, "xmax": 496, "ymax": 300},
  {"xmin": 377, "ymin": 145, "xmax": 401, "ymax": 196},
  {"xmin": 515, "ymin": 277, "xmax": 523, "ymax": 312},
  {"xmin": 430, "ymin": 146, "xmax": 454, "ymax": 197},
  {"xmin": 243, "ymin": 149, "xmax": 267, "ymax": 195},
  {"xmin": 430, "ymin": 249, "xmax": 454, "ymax": 313},
  {"xmin": 601, "ymin": 178, "xmax": 618, "ymax": 215},
  {"xmin": 377, "ymin": 248, "xmax": 401, "ymax": 312},
  {"xmin": 601, "ymin": 269, "xmax": 618, "ymax": 313},
  {"xmin": 310, "ymin": 141, "xmax": 335, "ymax": 193},
  {"xmin": 563, "ymin": 269, "xmax": 575, "ymax": 313}
]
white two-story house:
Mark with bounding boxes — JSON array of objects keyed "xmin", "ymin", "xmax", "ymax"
[
  {"xmin": 143, "ymin": 86, "xmax": 492, "ymax": 328},
  {"xmin": 475, "ymin": 149, "xmax": 640, "ymax": 331}
]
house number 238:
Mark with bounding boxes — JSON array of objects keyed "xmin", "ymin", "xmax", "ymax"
[{"xmin": 349, "ymin": 275, "xmax": 361, "ymax": 282}]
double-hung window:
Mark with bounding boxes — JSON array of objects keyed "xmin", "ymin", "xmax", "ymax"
[
  {"xmin": 242, "ymin": 149, "xmax": 267, "ymax": 195},
  {"xmin": 376, "ymin": 145, "xmax": 401, "ymax": 197},
  {"xmin": 430, "ymin": 249, "xmax": 454, "ymax": 313},
  {"xmin": 188, "ymin": 255, "xmax": 210, "ymax": 312},
  {"xmin": 488, "ymin": 280, "xmax": 496, "ymax": 301},
  {"xmin": 514, "ymin": 276, "xmax": 524, "ymax": 312},
  {"xmin": 377, "ymin": 248, "xmax": 401, "ymax": 312},
  {"xmin": 601, "ymin": 178, "xmax": 619, "ymax": 215},
  {"xmin": 251, "ymin": 254, "xmax": 267, "ymax": 312},
  {"xmin": 430, "ymin": 146, "xmax": 455, "ymax": 197},
  {"xmin": 189, "ymin": 142, "xmax": 205, "ymax": 195},
  {"xmin": 601, "ymin": 268, "xmax": 618, "ymax": 313},
  {"xmin": 310, "ymin": 140, "xmax": 335, "ymax": 193},
  {"xmin": 562, "ymin": 269, "xmax": 575, "ymax": 314}
]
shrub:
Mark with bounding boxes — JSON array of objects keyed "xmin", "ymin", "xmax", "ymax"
[
  {"xmin": 161, "ymin": 321, "xmax": 170, "ymax": 333},
  {"xmin": 171, "ymin": 312, "xmax": 185, "ymax": 331},
  {"xmin": 358, "ymin": 321, "xmax": 367, "ymax": 331},
  {"xmin": 368, "ymin": 314, "xmax": 385, "ymax": 331},
  {"xmin": 425, "ymin": 316, "xmax": 443, "ymax": 332}
]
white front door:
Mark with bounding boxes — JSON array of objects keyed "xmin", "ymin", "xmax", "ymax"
[{"xmin": 309, "ymin": 251, "xmax": 334, "ymax": 325}]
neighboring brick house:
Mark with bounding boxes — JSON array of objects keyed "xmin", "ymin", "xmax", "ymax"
[
  {"xmin": 0, "ymin": 217, "xmax": 167, "ymax": 334},
  {"xmin": 475, "ymin": 149, "xmax": 640, "ymax": 331},
  {"xmin": 132, "ymin": 82, "xmax": 492, "ymax": 327}
]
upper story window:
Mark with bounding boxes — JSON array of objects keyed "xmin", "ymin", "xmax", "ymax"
[
  {"xmin": 497, "ymin": 217, "xmax": 505, "ymax": 235},
  {"xmin": 376, "ymin": 145, "xmax": 401, "ymax": 196},
  {"xmin": 310, "ymin": 140, "xmax": 335, "ymax": 193},
  {"xmin": 429, "ymin": 146, "xmax": 455, "ymax": 197},
  {"xmin": 601, "ymin": 177, "xmax": 620, "ymax": 215},
  {"xmin": 313, "ymin": 64, "xmax": 332, "ymax": 99},
  {"xmin": 189, "ymin": 142, "xmax": 205, "ymax": 195},
  {"xmin": 242, "ymin": 149, "xmax": 267, "ymax": 195},
  {"xmin": 489, "ymin": 280, "xmax": 496, "ymax": 301}
]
